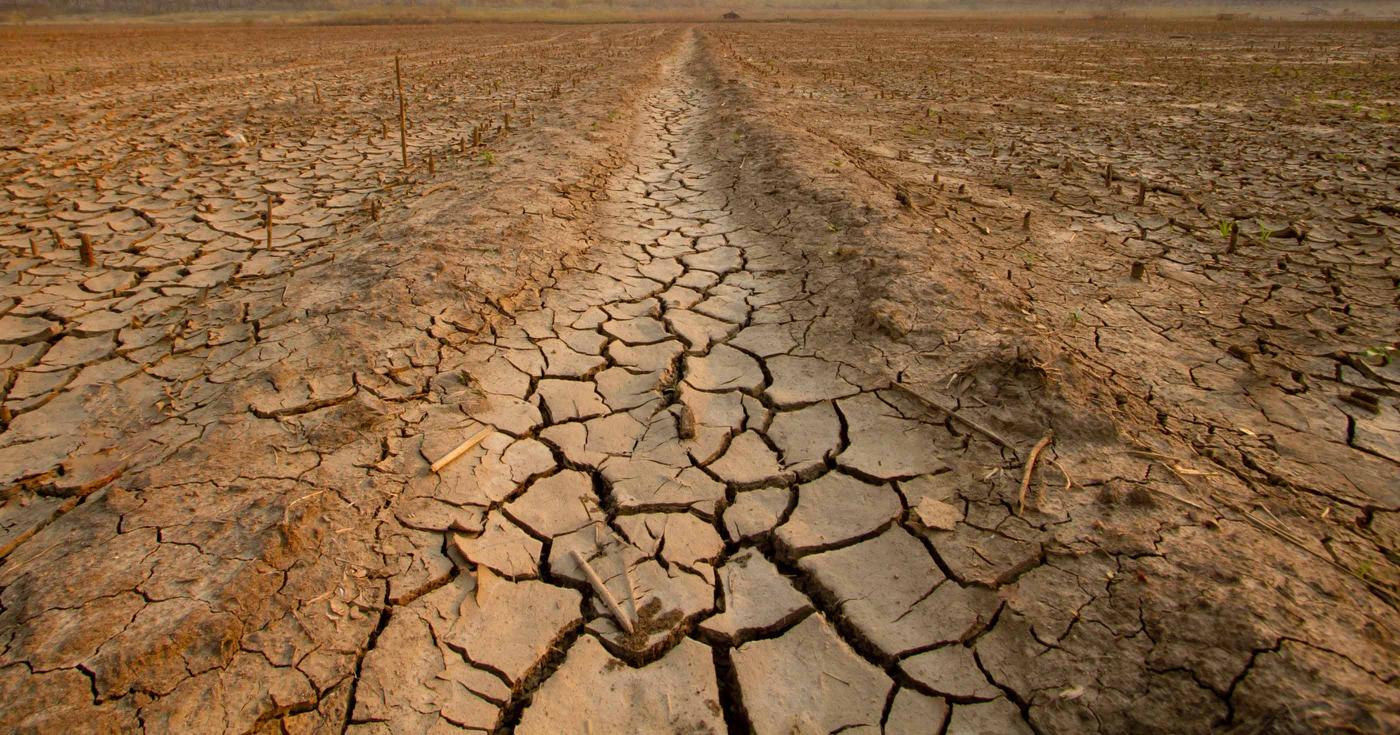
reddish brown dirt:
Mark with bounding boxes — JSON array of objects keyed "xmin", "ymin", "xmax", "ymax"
[
  {"xmin": 0, "ymin": 22, "xmax": 682, "ymax": 732},
  {"xmin": 700, "ymin": 17, "xmax": 1399, "ymax": 732},
  {"xmin": 0, "ymin": 18, "xmax": 1396, "ymax": 735}
]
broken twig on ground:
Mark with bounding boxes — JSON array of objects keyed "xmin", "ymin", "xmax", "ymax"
[
  {"xmin": 891, "ymin": 382, "xmax": 1018, "ymax": 456},
  {"xmin": 430, "ymin": 425, "xmax": 493, "ymax": 473},
  {"xmin": 570, "ymin": 549, "xmax": 635, "ymax": 634},
  {"xmin": 1050, "ymin": 458, "xmax": 1074, "ymax": 492},
  {"xmin": 1018, "ymin": 431, "xmax": 1055, "ymax": 515}
]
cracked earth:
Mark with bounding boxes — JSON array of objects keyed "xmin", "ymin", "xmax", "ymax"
[{"xmin": 1, "ymin": 19, "xmax": 1398, "ymax": 735}]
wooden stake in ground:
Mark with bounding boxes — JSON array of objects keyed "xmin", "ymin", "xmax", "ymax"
[
  {"xmin": 570, "ymin": 550, "xmax": 635, "ymax": 634},
  {"xmin": 395, "ymin": 53, "xmax": 408, "ymax": 169},
  {"xmin": 1017, "ymin": 431, "xmax": 1055, "ymax": 516},
  {"xmin": 78, "ymin": 233, "xmax": 95, "ymax": 267},
  {"xmin": 430, "ymin": 425, "xmax": 493, "ymax": 473}
]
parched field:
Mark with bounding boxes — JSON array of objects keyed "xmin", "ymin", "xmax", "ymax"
[{"xmin": 0, "ymin": 18, "xmax": 1397, "ymax": 735}]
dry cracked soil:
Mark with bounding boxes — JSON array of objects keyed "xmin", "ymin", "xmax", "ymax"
[{"xmin": 0, "ymin": 18, "xmax": 1397, "ymax": 735}]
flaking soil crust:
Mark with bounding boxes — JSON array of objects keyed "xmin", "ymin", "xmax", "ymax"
[
  {"xmin": 0, "ymin": 19, "xmax": 1396, "ymax": 735},
  {"xmin": 697, "ymin": 18, "xmax": 1399, "ymax": 734}
]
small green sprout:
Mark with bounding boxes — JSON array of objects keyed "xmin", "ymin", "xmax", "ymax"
[{"xmin": 1361, "ymin": 345, "xmax": 1395, "ymax": 366}]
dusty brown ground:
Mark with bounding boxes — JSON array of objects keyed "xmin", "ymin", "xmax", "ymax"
[
  {"xmin": 0, "ymin": 18, "xmax": 1396, "ymax": 735},
  {"xmin": 701, "ymin": 17, "xmax": 1400, "ymax": 731}
]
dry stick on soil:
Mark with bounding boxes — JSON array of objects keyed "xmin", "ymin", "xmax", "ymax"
[
  {"xmin": 282, "ymin": 489, "xmax": 325, "ymax": 530},
  {"xmin": 892, "ymin": 383, "xmax": 1018, "ymax": 456},
  {"xmin": 570, "ymin": 549, "xmax": 635, "ymax": 634},
  {"xmin": 421, "ymin": 182, "xmax": 456, "ymax": 198},
  {"xmin": 395, "ymin": 53, "xmax": 408, "ymax": 169},
  {"xmin": 1124, "ymin": 450, "xmax": 1212, "ymax": 511},
  {"xmin": 265, "ymin": 194, "xmax": 273, "ymax": 250},
  {"xmin": 78, "ymin": 233, "xmax": 95, "ymax": 267},
  {"xmin": 1050, "ymin": 458, "xmax": 1074, "ymax": 491},
  {"xmin": 1017, "ymin": 431, "xmax": 1055, "ymax": 516},
  {"xmin": 430, "ymin": 425, "xmax": 493, "ymax": 473}
]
